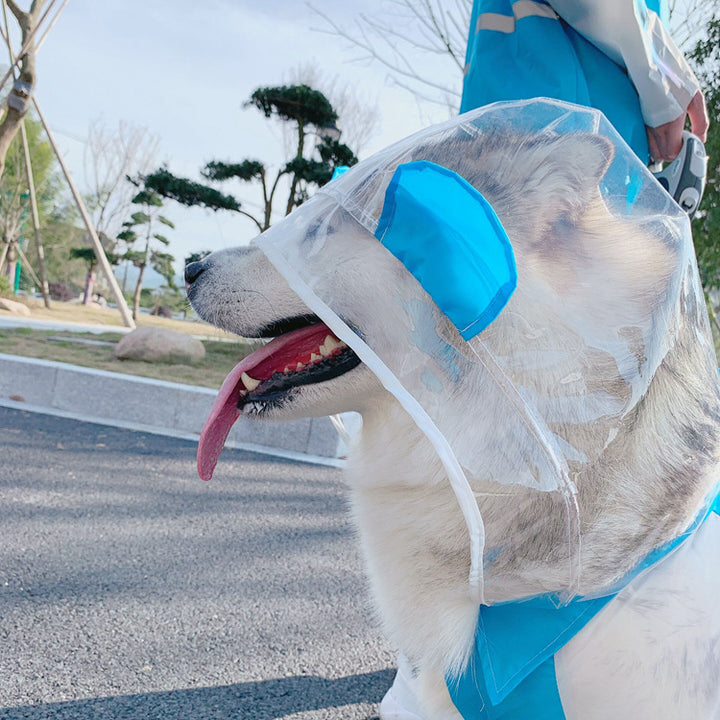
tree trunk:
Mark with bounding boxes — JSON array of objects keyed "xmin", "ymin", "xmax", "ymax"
[
  {"xmin": 285, "ymin": 121, "xmax": 305, "ymax": 215},
  {"xmin": 0, "ymin": 1, "xmax": 43, "ymax": 181},
  {"xmin": 131, "ymin": 228, "xmax": 153, "ymax": 320},
  {"xmin": 132, "ymin": 264, "xmax": 145, "ymax": 320},
  {"xmin": 4, "ymin": 260, "xmax": 16, "ymax": 282},
  {"xmin": 82, "ymin": 268, "xmax": 96, "ymax": 304},
  {"xmin": 4, "ymin": 240, "xmax": 18, "ymax": 289}
]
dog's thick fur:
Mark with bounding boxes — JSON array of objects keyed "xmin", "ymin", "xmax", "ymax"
[{"xmin": 187, "ymin": 127, "xmax": 720, "ymax": 718}]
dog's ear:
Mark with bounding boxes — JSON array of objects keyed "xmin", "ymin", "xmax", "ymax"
[
  {"xmin": 523, "ymin": 133, "xmax": 615, "ymax": 222},
  {"xmin": 375, "ymin": 160, "xmax": 517, "ymax": 340}
]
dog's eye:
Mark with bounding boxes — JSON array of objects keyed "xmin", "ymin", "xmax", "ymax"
[
  {"xmin": 306, "ymin": 218, "xmax": 336, "ymax": 237},
  {"xmin": 303, "ymin": 219, "xmax": 337, "ymax": 255}
]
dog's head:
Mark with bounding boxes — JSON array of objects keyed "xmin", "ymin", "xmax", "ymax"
[{"xmin": 188, "ymin": 100, "xmax": 720, "ymax": 597}]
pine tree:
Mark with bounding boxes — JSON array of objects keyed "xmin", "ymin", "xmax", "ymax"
[
  {"xmin": 144, "ymin": 84, "xmax": 358, "ymax": 233},
  {"xmin": 117, "ymin": 181, "xmax": 175, "ymax": 320}
]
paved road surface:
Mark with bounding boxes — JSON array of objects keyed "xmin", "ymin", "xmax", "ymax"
[{"xmin": 0, "ymin": 407, "xmax": 394, "ymax": 719}]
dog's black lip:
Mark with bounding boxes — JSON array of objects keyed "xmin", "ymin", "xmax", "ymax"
[
  {"xmin": 239, "ymin": 347, "xmax": 361, "ymax": 408},
  {"xmin": 257, "ymin": 314, "xmax": 321, "ymax": 339},
  {"xmin": 237, "ymin": 314, "xmax": 363, "ymax": 411},
  {"xmin": 257, "ymin": 315, "xmax": 366, "ymax": 344}
]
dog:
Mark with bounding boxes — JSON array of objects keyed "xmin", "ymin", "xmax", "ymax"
[{"xmin": 185, "ymin": 101, "xmax": 720, "ymax": 719}]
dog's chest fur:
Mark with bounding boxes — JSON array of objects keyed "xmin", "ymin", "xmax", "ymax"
[{"xmin": 557, "ymin": 508, "xmax": 720, "ymax": 719}]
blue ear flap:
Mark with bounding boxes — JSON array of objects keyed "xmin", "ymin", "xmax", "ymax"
[{"xmin": 375, "ymin": 161, "xmax": 517, "ymax": 341}]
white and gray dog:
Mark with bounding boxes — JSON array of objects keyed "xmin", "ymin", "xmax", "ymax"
[{"xmin": 185, "ymin": 102, "xmax": 720, "ymax": 719}]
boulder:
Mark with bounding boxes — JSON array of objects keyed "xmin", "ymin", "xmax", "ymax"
[
  {"xmin": 0, "ymin": 298, "xmax": 31, "ymax": 316},
  {"xmin": 114, "ymin": 327, "xmax": 205, "ymax": 365},
  {"xmin": 151, "ymin": 305, "xmax": 173, "ymax": 318}
]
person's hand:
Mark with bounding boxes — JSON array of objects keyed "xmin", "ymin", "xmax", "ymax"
[{"xmin": 646, "ymin": 89, "xmax": 709, "ymax": 162}]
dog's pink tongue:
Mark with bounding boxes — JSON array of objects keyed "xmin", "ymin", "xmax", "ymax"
[
  {"xmin": 198, "ymin": 323, "xmax": 336, "ymax": 481},
  {"xmin": 197, "ymin": 354, "xmax": 257, "ymax": 481}
]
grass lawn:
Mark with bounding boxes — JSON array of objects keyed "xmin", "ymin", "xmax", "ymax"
[{"xmin": 0, "ymin": 299, "xmax": 261, "ymax": 389}]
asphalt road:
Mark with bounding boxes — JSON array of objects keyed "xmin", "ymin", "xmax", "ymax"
[{"xmin": 0, "ymin": 407, "xmax": 394, "ymax": 720}]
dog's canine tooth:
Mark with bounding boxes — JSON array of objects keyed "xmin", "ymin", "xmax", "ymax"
[
  {"xmin": 320, "ymin": 334, "xmax": 344, "ymax": 356},
  {"xmin": 296, "ymin": 362, "xmax": 305, "ymax": 371},
  {"xmin": 310, "ymin": 352, "xmax": 321, "ymax": 362},
  {"xmin": 240, "ymin": 372, "xmax": 261, "ymax": 391}
]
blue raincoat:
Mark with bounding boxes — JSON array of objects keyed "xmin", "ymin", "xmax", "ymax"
[{"xmin": 461, "ymin": 0, "xmax": 668, "ymax": 163}]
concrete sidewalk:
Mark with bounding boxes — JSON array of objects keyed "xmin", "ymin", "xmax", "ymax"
[
  {"xmin": 0, "ymin": 314, "xmax": 135, "ymax": 335},
  {"xmin": 0, "ymin": 313, "xmax": 230, "ymax": 340},
  {"xmin": 0, "ymin": 353, "xmax": 354, "ymax": 466}
]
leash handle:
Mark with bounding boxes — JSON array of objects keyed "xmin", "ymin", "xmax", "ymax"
[{"xmin": 651, "ymin": 131, "xmax": 707, "ymax": 219}]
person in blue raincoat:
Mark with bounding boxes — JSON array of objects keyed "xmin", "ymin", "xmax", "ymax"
[{"xmin": 460, "ymin": 0, "xmax": 708, "ymax": 164}]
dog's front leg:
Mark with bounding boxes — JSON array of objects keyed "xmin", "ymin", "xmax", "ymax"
[{"xmin": 415, "ymin": 667, "xmax": 464, "ymax": 720}]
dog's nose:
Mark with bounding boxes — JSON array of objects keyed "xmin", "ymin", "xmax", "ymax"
[{"xmin": 184, "ymin": 260, "xmax": 208, "ymax": 286}]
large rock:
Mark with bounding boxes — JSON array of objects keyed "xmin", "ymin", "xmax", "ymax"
[
  {"xmin": 0, "ymin": 298, "xmax": 31, "ymax": 316},
  {"xmin": 114, "ymin": 327, "xmax": 205, "ymax": 365}
]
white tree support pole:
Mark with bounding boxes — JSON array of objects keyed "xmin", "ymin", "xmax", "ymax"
[
  {"xmin": 32, "ymin": 98, "xmax": 136, "ymax": 328},
  {"xmin": 19, "ymin": 120, "xmax": 51, "ymax": 307},
  {"xmin": 15, "ymin": 240, "xmax": 42, "ymax": 286},
  {"xmin": 0, "ymin": 240, "xmax": 9, "ymax": 270}
]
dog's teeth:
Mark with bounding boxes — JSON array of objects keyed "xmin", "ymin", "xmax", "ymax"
[
  {"xmin": 283, "ymin": 366, "xmax": 291, "ymax": 373},
  {"xmin": 296, "ymin": 362, "xmax": 305, "ymax": 371},
  {"xmin": 310, "ymin": 353, "xmax": 321, "ymax": 362},
  {"xmin": 321, "ymin": 335, "xmax": 344, "ymax": 355},
  {"xmin": 240, "ymin": 372, "xmax": 261, "ymax": 392}
]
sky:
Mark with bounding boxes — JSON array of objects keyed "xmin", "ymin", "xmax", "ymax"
[{"xmin": 27, "ymin": 0, "xmax": 465, "ymax": 274}]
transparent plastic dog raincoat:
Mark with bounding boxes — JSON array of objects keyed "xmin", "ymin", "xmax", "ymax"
[{"xmin": 250, "ymin": 98, "xmax": 719, "ymax": 606}]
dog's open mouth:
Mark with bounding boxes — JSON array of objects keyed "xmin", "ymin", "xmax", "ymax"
[{"xmin": 198, "ymin": 319, "xmax": 360, "ymax": 480}]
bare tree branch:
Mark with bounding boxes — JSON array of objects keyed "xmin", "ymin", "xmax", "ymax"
[
  {"xmin": 309, "ymin": 0, "xmax": 469, "ymax": 111},
  {"xmin": 237, "ymin": 207, "xmax": 265, "ymax": 233},
  {"xmin": 286, "ymin": 61, "xmax": 381, "ymax": 154},
  {"xmin": 4, "ymin": 0, "xmax": 24, "ymax": 23},
  {"xmin": 29, "ymin": 0, "xmax": 45, "ymax": 21},
  {"xmin": 83, "ymin": 118, "xmax": 160, "ymax": 241},
  {"xmin": 668, "ymin": 0, "xmax": 715, "ymax": 49}
]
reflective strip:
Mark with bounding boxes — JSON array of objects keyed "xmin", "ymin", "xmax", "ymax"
[
  {"xmin": 476, "ymin": 12, "xmax": 516, "ymax": 34},
  {"xmin": 475, "ymin": 1, "xmax": 559, "ymax": 34},
  {"xmin": 467, "ymin": 1, "xmax": 561, "ymax": 76}
]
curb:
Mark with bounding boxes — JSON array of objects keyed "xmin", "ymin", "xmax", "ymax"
[{"xmin": 0, "ymin": 353, "xmax": 354, "ymax": 467}]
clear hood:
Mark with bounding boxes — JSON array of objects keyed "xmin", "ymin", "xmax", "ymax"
[{"xmin": 249, "ymin": 99, "xmax": 719, "ymax": 603}]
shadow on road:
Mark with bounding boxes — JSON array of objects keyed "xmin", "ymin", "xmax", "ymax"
[{"xmin": 2, "ymin": 669, "xmax": 394, "ymax": 719}]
